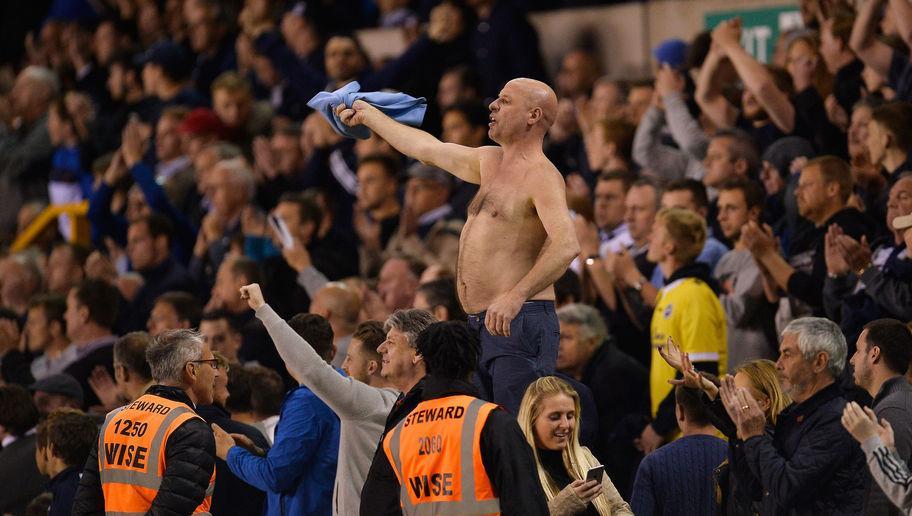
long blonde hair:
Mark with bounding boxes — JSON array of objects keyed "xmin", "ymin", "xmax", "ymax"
[
  {"xmin": 735, "ymin": 359, "xmax": 791, "ymax": 424},
  {"xmin": 518, "ymin": 376, "xmax": 612, "ymax": 515}
]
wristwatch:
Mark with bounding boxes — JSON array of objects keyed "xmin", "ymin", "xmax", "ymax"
[
  {"xmin": 856, "ymin": 262, "xmax": 872, "ymax": 277},
  {"xmin": 631, "ymin": 277, "xmax": 644, "ymax": 291},
  {"xmin": 585, "ymin": 254, "xmax": 600, "ymax": 266}
]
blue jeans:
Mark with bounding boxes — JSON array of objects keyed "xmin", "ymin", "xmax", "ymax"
[{"xmin": 467, "ymin": 301, "xmax": 559, "ymax": 414}]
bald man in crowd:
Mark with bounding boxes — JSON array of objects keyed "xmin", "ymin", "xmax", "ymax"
[
  {"xmin": 309, "ymin": 282, "xmax": 362, "ymax": 368},
  {"xmin": 337, "ymin": 78, "xmax": 579, "ymax": 413}
]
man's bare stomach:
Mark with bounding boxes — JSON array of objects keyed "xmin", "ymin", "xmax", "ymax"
[{"xmin": 456, "ymin": 214, "xmax": 553, "ymax": 314}]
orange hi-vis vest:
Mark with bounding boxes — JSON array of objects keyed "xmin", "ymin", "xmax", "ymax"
[
  {"xmin": 97, "ymin": 393, "xmax": 215, "ymax": 515},
  {"xmin": 382, "ymin": 394, "xmax": 501, "ymax": 516}
]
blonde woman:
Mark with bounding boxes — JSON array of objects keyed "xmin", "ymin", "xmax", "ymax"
[
  {"xmin": 659, "ymin": 339, "xmax": 791, "ymax": 514},
  {"xmin": 518, "ymin": 376, "xmax": 632, "ymax": 516}
]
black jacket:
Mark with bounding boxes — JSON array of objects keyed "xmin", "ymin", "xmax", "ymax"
[
  {"xmin": 121, "ymin": 257, "xmax": 196, "ymax": 333},
  {"xmin": 64, "ymin": 338, "xmax": 117, "ymax": 410},
  {"xmin": 702, "ymin": 392, "xmax": 769, "ymax": 515},
  {"xmin": 580, "ymin": 340, "xmax": 649, "ymax": 498},
  {"xmin": 786, "ymin": 207, "xmax": 873, "ymax": 313},
  {"xmin": 0, "ymin": 433, "xmax": 47, "ymax": 516},
  {"xmin": 196, "ymin": 404, "xmax": 269, "ymax": 516},
  {"xmin": 48, "ymin": 466, "xmax": 82, "ymax": 516},
  {"xmin": 359, "ymin": 375, "xmax": 549, "ymax": 516},
  {"xmin": 742, "ymin": 382, "xmax": 867, "ymax": 515},
  {"xmin": 72, "ymin": 385, "xmax": 216, "ymax": 516}
]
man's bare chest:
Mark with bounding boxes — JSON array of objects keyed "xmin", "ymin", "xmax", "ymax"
[{"xmin": 466, "ymin": 185, "xmax": 535, "ymax": 223}]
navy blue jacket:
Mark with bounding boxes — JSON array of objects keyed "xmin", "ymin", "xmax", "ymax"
[
  {"xmin": 121, "ymin": 256, "xmax": 196, "ymax": 332},
  {"xmin": 227, "ymin": 383, "xmax": 340, "ymax": 516},
  {"xmin": 743, "ymin": 382, "xmax": 867, "ymax": 515},
  {"xmin": 197, "ymin": 404, "xmax": 268, "ymax": 516},
  {"xmin": 48, "ymin": 466, "xmax": 82, "ymax": 516}
]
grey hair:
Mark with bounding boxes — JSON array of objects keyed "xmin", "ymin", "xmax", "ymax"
[
  {"xmin": 384, "ymin": 309, "xmax": 437, "ymax": 348},
  {"xmin": 202, "ymin": 141, "xmax": 243, "ymax": 161},
  {"xmin": 557, "ymin": 303, "xmax": 608, "ymax": 343},
  {"xmin": 145, "ymin": 329, "xmax": 205, "ymax": 383},
  {"xmin": 216, "ymin": 157, "xmax": 256, "ymax": 201},
  {"xmin": 782, "ymin": 317, "xmax": 847, "ymax": 378},
  {"xmin": 713, "ymin": 128, "xmax": 761, "ymax": 176},
  {"xmin": 21, "ymin": 66, "xmax": 60, "ymax": 98}
]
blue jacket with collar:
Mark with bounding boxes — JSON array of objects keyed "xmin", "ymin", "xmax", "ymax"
[{"xmin": 227, "ymin": 382, "xmax": 340, "ymax": 516}]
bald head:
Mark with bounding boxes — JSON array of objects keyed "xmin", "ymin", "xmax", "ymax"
[
  {"xmin": 509, "ymin": 78, "xmax": 558, "ymax": 129},
  {"xmin": 11, "ymin": 66, "xmax": 58, "ymax": 123},
  {"xmin": 311, "ymin": 283, "xmax": 361, "ymax": 332}
]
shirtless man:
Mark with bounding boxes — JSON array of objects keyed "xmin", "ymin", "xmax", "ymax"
[{"xmin": 335, "ymin": 78, "xmax": 579, "ymax": 413}]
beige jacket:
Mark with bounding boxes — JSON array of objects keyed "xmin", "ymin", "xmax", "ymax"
[{"xmin": 547, "ymin": 448, "xmax": 633, "ymax": 516}]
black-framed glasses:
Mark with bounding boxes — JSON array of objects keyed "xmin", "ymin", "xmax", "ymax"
[{"xmin": 188, "ymin": 359, "xmax": 219, "ymax": 370}]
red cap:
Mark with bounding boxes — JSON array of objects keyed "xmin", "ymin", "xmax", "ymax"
[{"xmin": 179, "ymin": 108, "xmax": 226, "ymax": 138}]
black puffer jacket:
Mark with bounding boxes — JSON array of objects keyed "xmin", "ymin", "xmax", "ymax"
[
  {"xmin": 72, "ymin": 385, "xmax": 216, "ymax": 516},
  {"xmin": 742, "ymin": 382, "xmax": 867, "ymax": 515}
]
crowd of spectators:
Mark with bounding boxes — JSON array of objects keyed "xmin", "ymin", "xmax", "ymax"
[{"xmin": 1, "ymin": 0, "xmax": 912, "ymax": 514}]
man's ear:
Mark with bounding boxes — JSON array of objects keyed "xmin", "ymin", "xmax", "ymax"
[
  {"xmin": 185, "ymin": 362, "xmax": 197, "ymax": 382},
  {"xmin": 749, "ymin": 206, "xmax": 762, "ymax": 223},
  {"xmin": 78, "ymin": 305, "xmax": 90, "ymax": 325},
  {"xmin": 884, "ymin": 132, "xmax": 894, "ymax": 151},
  {"xmin": 368, "ymin": 360, "xmax": 380, "ymax": 376},
  {"xmin": 813, "ymin": 352, "xmax": 830, "ymax": 374},
  {"xmin": 412, "ymin": 352, "xmax": 423, "ymax": 365},
  {"xmin": 664, "ymin": 239, "xmax": 676, "ymax": 259},
  {"xmin": 302, "ymin": 220, "xmax": 317, "ymax": 241},
  {"xmin": 734, "ymin": 158, "xmax": 748, "ymax": 177},
  {"xmin": 528, "ymin": 107, "xmax": 543, "ymax": 125},
  {"xmin": 869, "ymin": 345, "xmax": 882, "ymax": 364},
  {"xmin": 155, "ymin": 234, "xmax": 169, "ymax": 253},
  {"xmin": 116, "ymin": 364, "xmax": 128, "ymax": 384},
  {"xmin": 433, "ymin": 306, "xmax": 448, "ymax": 322},
  {"xmin": 49, "ymin": 320, "xmax": 63, "ymax": 339}
]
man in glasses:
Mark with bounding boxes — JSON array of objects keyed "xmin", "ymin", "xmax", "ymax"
[{"xmin": 73, "ymin": 329, "xmax": 219, "ymax": 515}]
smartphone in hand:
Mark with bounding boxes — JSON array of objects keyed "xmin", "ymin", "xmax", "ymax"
[
  {"xmin": 585, "ymin": 465, "xmax": 605, "ymax": 484},
  {"xmin": 268, "ymin": 214, "xmax": 294, "ymax": 250}
]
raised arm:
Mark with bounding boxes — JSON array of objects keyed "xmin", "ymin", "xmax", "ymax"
[
  {"xmin": 485, "ymin": 170, "xmax": 580, "ymax": 336},
  {"xmin": 656, "ymin": 63, "xmax": 709, "ymax": 159},
  {"xmin": 890, "ymin": 0, "xmax": 912, "ymax": 49},
  {"xmin": 850, "ymin": 0, "xmax": 894, "ymax": 77},
  {"xmin": 696, "ymin": 45, "xmax": 739, "ymax": 130},
  {"xmin": 714, "ymin": 19, "xmax": 795, "ymax": 134},
  {"xmin": 239, "ymin": 283, "xmax": 396, "ymax": 420},
  {"xmin": 336, "ymin": 101, "xmax": 484, "ymax": 184}
]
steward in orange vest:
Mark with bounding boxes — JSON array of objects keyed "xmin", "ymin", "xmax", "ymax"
[
  {"xmin": 74, "ymin": 330, "xmax": 219, "ymax": 515},
  {"xmin": 362, "ymin": 321, "xmax": 549, "ymax": 516}
]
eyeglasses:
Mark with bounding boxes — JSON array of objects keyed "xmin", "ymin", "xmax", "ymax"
[{"xmin": 188, "ymin": 359, "xmax": 219, "ymax": 370}]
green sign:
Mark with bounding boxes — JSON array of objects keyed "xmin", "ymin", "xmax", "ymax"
[{"xmin": 705, "ymin": 5, "xmax": 802, "ymax": 63}]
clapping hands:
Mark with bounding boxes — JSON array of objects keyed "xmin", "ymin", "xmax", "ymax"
[
  {"xmin": 719, "ymin": 375, "xmax": 766, "ymax": 440},
  {"xmin": 842, "ymin": 402, "xmax": 894, "ymax": 446}
]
